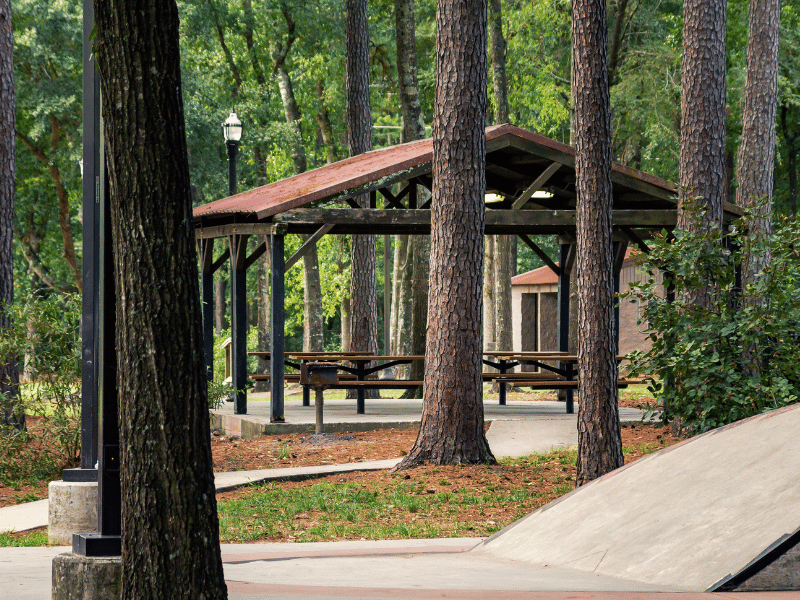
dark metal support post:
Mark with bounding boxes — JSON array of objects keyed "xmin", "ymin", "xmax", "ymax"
[
  {"xmin": 200, "ymin": 239, "xmax": 215, "ymax": 381},
  {"xmin": 270, "ymin": 230, "xmax": 286, "ymax": 422},
  {"xmin": 230, "ymin": 235, "xmax": 248, "ymax": 414},
  {"xmin": 557, "ymin": 243, "xmax": 574, "ymax": 414}
]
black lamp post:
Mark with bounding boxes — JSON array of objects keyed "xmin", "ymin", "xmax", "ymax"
[{"xmin": 223, "ymin": 112, "xmax": 242, "ymax": 196}]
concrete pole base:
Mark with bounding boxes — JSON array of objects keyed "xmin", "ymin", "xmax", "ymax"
[
  {"xmin": 52, "ymin": 553, "xmax": 121, "ymax": 600},
  {"xmin": 48, "ymin": 481, "xmax": 98, "ymax": 545}
]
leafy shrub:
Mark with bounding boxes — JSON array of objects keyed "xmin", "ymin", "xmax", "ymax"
[
  {"xmin": 623, "ymin": 205, "xmax": 800, "ymax": 434},
  {"xmin": 0, "ymin": 293, "xmax": 82, "ymax": 483}
]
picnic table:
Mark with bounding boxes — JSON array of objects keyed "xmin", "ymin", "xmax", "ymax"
[
  {"xmin": 248, "ymin": 352, "xmax": 424, "ymax": 414},
  {"xmin": 246, "ymin": 350, "xmax": 634, "ymax": 417},
  {"xmin": 482, "ymin": 351, "xmax": 633, "ymax": 413}
]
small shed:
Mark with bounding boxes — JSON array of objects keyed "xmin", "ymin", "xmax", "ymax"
[{"xmin": 511, "ymin": 249, "xmax": 663, "ymax": 359}]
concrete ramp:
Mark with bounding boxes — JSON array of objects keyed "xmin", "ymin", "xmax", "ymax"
[{"xmin": 475, "ymin": 403, "xmax": 800, "ymax": 592}]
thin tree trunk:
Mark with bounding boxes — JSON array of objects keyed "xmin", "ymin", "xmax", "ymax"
[
  {"xmin": 572, "ymin": 0, "xmax": 623, "ymax": 486},
  {"xmin": 0, "ymin": 0, "xmax": 21, "ymax": 431},
  {"xmin": 781, "ymin": 105, "xmax": 798, "ymax": 218},
  {"xmin": 390, "ymin": 233, "xmax": 413, "ymax": 378},
  {"xmin": 395, "ymin": 0, "xmax": 427, "ymax": 390},
  {"xmin": 488, "ymin": 0, "xmax": 509, "ymax": 124},
  {"xmin": 94, "ymin": 0, "xmax": 226, "ymax": 593},
  {"xmin": 253, "ymin": 236, "xmax": 271, "ymax": 392},
  {"xmin": 396, "ymin": 0, "xmax": 427, "ymax": 142},
  {"xmin": 483, "ymin": 234, "xmax": 496, "ymax": 352},
  {"xmin": 393, "ymin": 0, "xmax": 494, "ymax": 469},
  {"xmin": 405, "ymin": 235, "xmax": 429, "ymax": 396},
  {"xmin": 215, "ymin": 267, "xmax": 227, "ymax": 334},
  {"xmin": 315, "ymin": 80, "xmax": 338, "ymax": 164},
  {"xmin": 303, "ymin": 237, "xmax": 324, "ymax": 352},
  {"xmin": 346, "ymin": 0, "xmax": 379, "ymax": 397},
  {"xmin": 16, "ymin": 128, "xmax": 82, "ymax": 290},
  {"xmin": 494, "ymin": 235, "xmax": 514, "ymax": 352}
]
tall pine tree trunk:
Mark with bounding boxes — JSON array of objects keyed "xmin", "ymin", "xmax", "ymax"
[
  {"xmin": 678, "ymin": 0, "xmax": 726, "ymax": 307},
  {"xmin": 735, "ymin": 0, "xmax": 780, "ymax": 381},
  {"xmin": 0, "ymin": 0, "xmax": 21, "ymax": 431},
  {"xmin": 572, "ymin": 0, "xmax": 623, "ymax": 486},
  {"xmin": 346, "ymin": 0, "xmax": 379, "ymax": 396},
  {"xmin": 393, "ymin": 0, "xmax": 494, "ymax": 469},
  {"xmin": 735, "ymin": 0, "xmax": 780, "ymax": 280},
  {"xmin": 94, "ymin": 0, "xmax": 226, "ymax": 594}
]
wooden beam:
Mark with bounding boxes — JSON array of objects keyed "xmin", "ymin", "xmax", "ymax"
[
  {"xmin": 614, "ymin": 240, "xmax": 629, "ymax": 276},
  {"xmin": 211, "ymin": 248, "xmax": 230, "ymax": 274},
  {"xmin": 512, "ymin": 162, "xmax": 561, "ymax": 210},
  {"xmin": 244, "ymin": 241, "xmax": 268, "ymax": 271},
  {"xmin": 228, "ymin": 234, "xmax": 251, "ymax": 270},
  {"xmin": 198, "ymin": 238, "xmax": 214, "ymax": 274},
  {"xmin": 284, "ymin": 224, "xmax": 334, "ymax": 272},
  {"xmin": 518, "ymin": 234, "xmax": 560, "ymax": 275},
  {"xmin": 195, "ymin": 223, "xmax": 274, "ymax": 240},
  {"xmin": 273, "ymin": 208, "xmax": 678, "ymax": 230},
  {"xmin": 620, "ymin": 226, "xmax": 651, "ymax": 253},
  {"xmin": 564, "ymin": 243, "xmax": 576, "ymax": 275}
]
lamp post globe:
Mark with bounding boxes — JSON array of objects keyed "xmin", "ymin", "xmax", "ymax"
[{"xmin": 223, "ymin": 112, "xmax": 242, "ymax": 196}]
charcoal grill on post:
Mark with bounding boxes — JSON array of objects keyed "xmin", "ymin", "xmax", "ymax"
[{"xmin": 299, "ymin": 362, "xmax": 339, "ymax": 434}]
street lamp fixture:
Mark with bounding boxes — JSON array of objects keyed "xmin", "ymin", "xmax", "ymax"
[{"xmin": 223, "ymin": 112, "xmax": 243, "ymax": 196}]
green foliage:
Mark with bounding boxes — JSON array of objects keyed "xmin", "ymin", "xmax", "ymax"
[
  {"xmin": 623, "ymin": 204, "xmax": 800, "ymax": 433},
  {"xmin": 0, "ymin": 294, "xmax": 81, "ymax": 484}
]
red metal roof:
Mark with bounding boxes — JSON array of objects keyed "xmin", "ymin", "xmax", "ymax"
[
  {"xmin": 193, "ymin": 124, "xmax": 677, "ymax": 223},
  {"xmin": 512, "ymin": 249, "xmax": 637, "ymax": 286}
]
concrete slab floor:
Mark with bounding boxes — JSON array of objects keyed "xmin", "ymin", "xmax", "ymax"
[{"xmin": 4, "ymin": 542, "xmax": 799, "ymax": 600}]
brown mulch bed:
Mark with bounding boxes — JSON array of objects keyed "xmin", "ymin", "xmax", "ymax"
[{"xmin": 0, "ymin": 390, "xmax": 666, "ymax": 510}]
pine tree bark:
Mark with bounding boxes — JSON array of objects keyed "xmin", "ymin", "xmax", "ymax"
[
  {"xmin": 346, "ymin": 0, "xmax": 379, "ymax": 391},
  {"xmin": 393, "ymin": 0, "xmax": 494, "ymax": 469},
  {"xmin": 572, "ymin": 0, "xmax": 624, "ymax": 486},
  {"xmin": 94, "ymin": 0, "xmax": 227, "ymax": 594},
  {"xmin": 735, "ymin": 0, "xmax": 780, "ymax": 282},
  {"xmin": 678, "ymin": 0, "xmax": 726, "ymax": 307},
  {"xmin": 0, "ymin": 0, "xmax": 21, "ymax": 431}
]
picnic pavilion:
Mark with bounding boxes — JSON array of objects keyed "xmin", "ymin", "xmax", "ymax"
[{"xmin": 192, "ymin": 123, "xmax": 743, "ymax": 422}]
